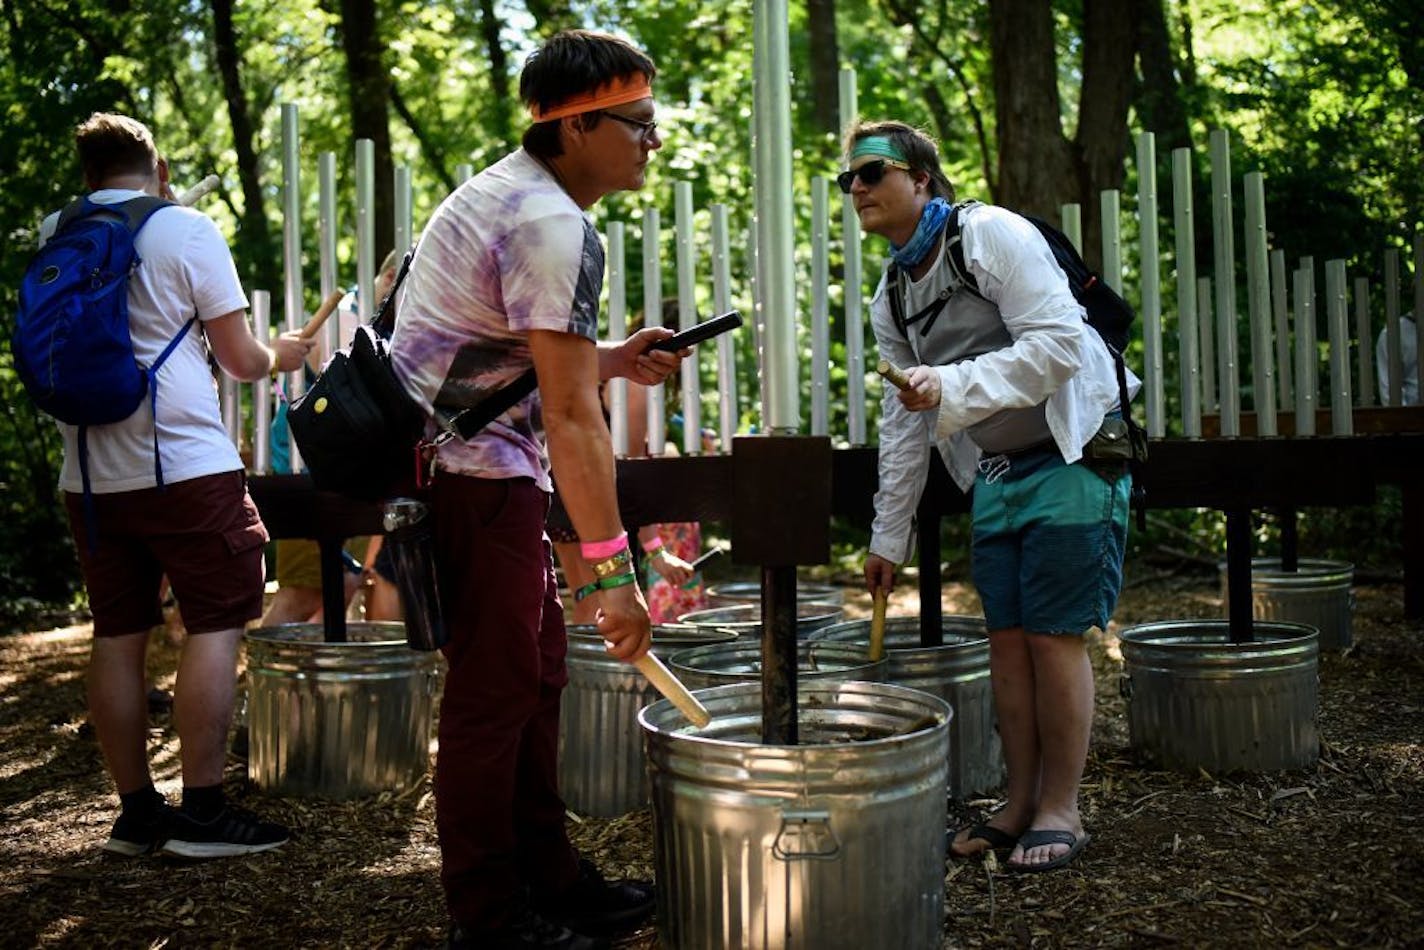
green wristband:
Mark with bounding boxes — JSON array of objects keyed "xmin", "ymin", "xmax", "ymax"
[{"xmin": 573, "ymin": 570, "xmax": 638, "ymax": 602}]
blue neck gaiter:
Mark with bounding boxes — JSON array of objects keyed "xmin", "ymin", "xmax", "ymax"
[{"xmin": 890, "ymin": 197, "xmax": 952, "ymax": 269}]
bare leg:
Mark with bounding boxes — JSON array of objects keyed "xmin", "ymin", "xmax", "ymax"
[
  {"xmin": 88, "ymin": 630, "xmax": 153, "ymax": 794},
  {"xmin": 365, "ymin": 576, "xmax": 404, "ymax": 622},
  {"xmin": 173, "ymin": 628, "xmax": 243, "ymax": 788},
  {"xmin": 1009, "ymin": 632, "xmax": 1093, "ymax": 868},
  {"xmin": 259, "ymin": 587, "xmax": 323, "ymax": 625},
  {"xmin": 952, "ymin": 626, "xmax": 1038, "ymax": 856}
]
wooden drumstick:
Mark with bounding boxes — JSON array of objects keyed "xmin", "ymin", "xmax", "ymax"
[
  {"xmin": 876, "ymin": 358, "xmax": 912, "ymax": 391},
  {"xmin": 869, "ymin": 588, "xmax": 888, "ymax": 662},
  {"xmin": 176, "ymin": 174, "xmax": 220, "ymax": 207},
  {"xmin": 635, "ymin": 650, "xmax": 711, "ymax": 727},
  {"xmin": 298, "ymin": 290, "xmax": 347, "ymax": 340}
]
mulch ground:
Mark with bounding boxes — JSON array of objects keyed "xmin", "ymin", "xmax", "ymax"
[{"xmin": 1, "ymin": 571, "xmax": 1421, "ymax": 948}]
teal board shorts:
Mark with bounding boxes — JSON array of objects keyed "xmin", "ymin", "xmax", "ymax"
[{"xmin": 969, "ymin": 444, "xmax": 1130, "ymax": 635}]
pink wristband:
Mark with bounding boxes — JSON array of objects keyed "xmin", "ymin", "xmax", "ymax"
[
  {"xmin": 580, "ymin": 531, "xmax": 629, "ymax": 560},
  {"xmin": 641, "ymin": 536, "xmax": 665, "ymax": 553}
]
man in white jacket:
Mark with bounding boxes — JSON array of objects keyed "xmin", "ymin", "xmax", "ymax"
[{"xmin": 848, "ymin": 120, "xmax": 1135, "ymax": 874}]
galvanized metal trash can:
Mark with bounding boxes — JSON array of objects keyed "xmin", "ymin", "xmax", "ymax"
[
  {"xmin": 1219, "ymin": 557, "xmax": 1355, "ymax": 651},
  {"xmin": 706, "ymin": 580, "xmax": 845, "ymax": 608},
  {"xmin": 245, "ymin": 623, "xmax": 443, "ymax": 799},
  {"xmin": 640, "ymin": 682, "xmax": 950, "ymax": 950},
  {"xmin": 667, "ymin": 640, "xmax": 887, "ymax": 691},
  {"xmin": 808, "ymin": 615, "xmax": 1003, "ymax": 798},
  {"xmin": 1119, "ymin": 620, "xmax": 1319, "ymax": 772},
  {"xmin": 560, "ymin": 624, "xmax": 738, "ymax": 818},
  {"xmin": 676, "ymin": 603, "xmax": 845, "ymax": 639}
]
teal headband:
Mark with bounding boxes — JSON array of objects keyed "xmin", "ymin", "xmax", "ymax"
[{"xmin": 849, "ymin": 135, "xmax": 909, "ymax": 165}]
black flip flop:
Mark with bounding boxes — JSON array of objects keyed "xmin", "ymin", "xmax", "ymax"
[
  {"xmin": 948, "ymin": 822, "xmax": 1019, "ymax": 860},
  {"xmin": 1007, "ymin": 828, "xmax": 1090, "ymax": 873}
]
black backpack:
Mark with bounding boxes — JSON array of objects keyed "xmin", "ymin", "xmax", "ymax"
[{"xmin": 886, "ymin": 201, "xmax": 1147, "ymax": 513}]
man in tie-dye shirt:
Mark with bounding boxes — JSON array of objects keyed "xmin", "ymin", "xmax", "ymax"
[{"xmin": 390, "ymin": 29, "xmax": 684, "ymax": 950}]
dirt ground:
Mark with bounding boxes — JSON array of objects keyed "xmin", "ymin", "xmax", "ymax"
[{"xmin": 1, "ymin": 570, "xmax": 1421, "ymax": 949}]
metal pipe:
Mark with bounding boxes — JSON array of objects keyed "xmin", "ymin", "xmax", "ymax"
[
  {"xmin": 251, "ymin": 291, "xmax": 271, "ymax": 474},
  {"xmin": 810, "ymin": 176, "xmax": 830, "ymax": 436},
  {"xmin": 1209, "ymin": 130, "xmax": 1239, "ymax": 436},
  {"xmin": 1172, "ymin": 148, "xmax": 1200, "ymax": 437},
  {"xmin": 1198, "ymin": 276, "xmax": 1217, "ymax": 414},
  {"xmin": 1325, "ymin": 260, "xmax": 1353, "ymax": 434},
  {"xmin": 455, "ymin": 163, "xmax": 474, "ymax": 184},
  {"xmin": 1355, "ymin": 277, "xmax": 1374, "ymax": 408},
  {"xmin": 840, "ymin": 68, "xmax": 867, "ymax": 447},
  {"xmin": 675, "ymin": 181, "xmax": 700, "ymax": 455},
  {"xmin": 711, "ymin": 204, "xmax": 737, "ymax": 453},
  {"xmin": 642, "ymin": 208, "xmax": 666, "ymax": 455},
  {"xmin": 1294, "ymin": 266, "xmax": 1316, "ymax": 435},
  {"xmin": 1243, "ymin": 172, "xmax": 1276, "ymax": 435},
  {"xmin": 1271, "ymin": 249, "xmax": 1293, "ymax": 411},
  {"xmin": 1414, "ymin": 233, "xmax": 1424, "ymax": 400},
  {"xmin": 394, "ymin": 166, "xmax": 412, "ymax": 259},
  {"xmin": 607, "ymin": 222, "xmax": 628, "ymax": 456},
  {"xmin": 749, "ymin": 222, "xmax": 768, "ymax": 431},
  {"xmin": 281, "ymin": 104, "xmax": 304, "ymax": 472},
  {"xmin": 1060, "ymin": 202, "xmax": 1082, "ymax": 253},
  {"xmin": 1100, "ymin": 189, "xmax": 1122, "ymax": 293},
  {"xmin": 1301, "ymin": 256, "xmax": 1319, "ymax": 419},
  {"xmin": 221, "ymin": 374, "xmax": 240, "ymax": 450},
  {"xmin": 753, "ymin": 0, "xmax": 799, "ymax": 434},
  {"xmin": 355, "ymin": 139, "xmax": 375, "ymax": 324},
  {"xmin": 1135, "ymin": 133, "xmax": 1164, "ymax": 437},
  {"xmin": 318, "ymin": 153, "xmax": 339, "ymax": 356},
  {"xmin": 284, "ymin": 274, "xmax": 303, "ymax": 473},
  {"xmin": 1385, "ymin": 248, "xmax": 1402, "ymax": 406}
]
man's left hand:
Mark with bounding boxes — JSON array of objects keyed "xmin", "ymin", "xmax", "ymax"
[{"xmin": 622, "ymin": 327, "xmax": 689, "ymax": 384}]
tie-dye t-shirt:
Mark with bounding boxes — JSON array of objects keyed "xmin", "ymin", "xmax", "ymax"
[{"xmin": 391, "ymin": 149, "xmax": 603, "ymax": 491}]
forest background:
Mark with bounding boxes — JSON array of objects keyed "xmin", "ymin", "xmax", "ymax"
[{"xmin": 0, "ymin": 0, "xmax": 1419, "ymax": 630}]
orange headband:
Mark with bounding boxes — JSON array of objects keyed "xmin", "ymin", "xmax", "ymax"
[{"xmin": 529, "ymin": 74, "xmax": 653, "ymax": 123}]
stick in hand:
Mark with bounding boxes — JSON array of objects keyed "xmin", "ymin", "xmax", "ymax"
[
  {"xmin": 298, "ymin": 290, "xmax": 348, "ymax": 341},
  {"xmin": 176, "ymin": 174, "xmax": 220, "ymax": 207},
  {"xmin": 877, "ymin": 358, "xmax": 912, "ymax": 391},
  {"xmin": 869, "ymin": 588, "xmax": 888, "ymax": 662},
  {"xmin": 635, "ymin": 651, "xmax": 711, "ymax": 727}
]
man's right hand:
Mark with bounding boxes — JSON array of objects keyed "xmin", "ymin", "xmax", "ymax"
[
  {"xmin": 864, "ymin": 554, "xmax": 896, "ymax": 598},
  {"xmin": 271, "ymin": 331, "xmax": 315, "ymax": 374},
  {"xmin": 595, "ymin": 582, "xmax": 653, "ymax": 663}
]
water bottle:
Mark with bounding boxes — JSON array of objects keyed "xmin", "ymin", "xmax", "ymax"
[{"xmin": 382, "ymin": 498, "xmax": 448, "ymax": 651}]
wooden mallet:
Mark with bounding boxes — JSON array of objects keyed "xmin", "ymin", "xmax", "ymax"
[
  {"xmin": 869, "ymin": 588, "xmax": 888, "ymax": 662},
  {"xmin": 298, "ymin": 290, "xmax": 347, "ymax": 341},
  {"xmin": 634, "ymin": 651, "xmax": 711, "ymax": 727},
  {"xmin": 877, "ymin": 358, "xmax": 912, "ymax": 391},
  {"xmin": 176, "ymin": 174, "xmax": 220, "ymax": 208}
]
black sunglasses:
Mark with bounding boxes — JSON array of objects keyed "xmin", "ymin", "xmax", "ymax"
[
  {"xmin": 837, "ymin": 158, "xmax": 911, "ymax": 194},
  {"xmin": 601, "ymin": 110, "xmax": 658, "ymax": 142}
]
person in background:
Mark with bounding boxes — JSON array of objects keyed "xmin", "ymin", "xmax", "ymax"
[
  {"xmin": 849, "ymin": 120, "xmax": 1134, "ymax": 874},
  {"xmin": 49, "ymin": 113, "xmax": 307, "ymax": 859},
  {"xmin": 261, "ymin": 250, "xmax": 403, "ymax": 624},
  {"xmin": 1375, "ymin": 312, "xmax": 1420, "ymax": 406},
  {"xmin": 389, "ymin": 30, "xmax": 688, "ymax": 950}
]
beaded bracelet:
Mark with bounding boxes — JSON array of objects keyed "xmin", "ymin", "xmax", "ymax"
[{"xmin": 573, "ymin": 570, "xmax": 638, "ymax": 602}]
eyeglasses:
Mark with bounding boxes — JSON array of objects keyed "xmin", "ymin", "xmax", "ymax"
[
  {"xmin": 837, "ymin": 158, "xmax": 911, "ymax": 194},
  {"xmin": 601, "ymin": 110, "xmax": 659, "ymax": 143}
]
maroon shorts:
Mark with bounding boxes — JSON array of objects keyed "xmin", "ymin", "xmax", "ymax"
[{"xmin": 65, "ymin": 471, "xmax": 268, "ymax": 637}]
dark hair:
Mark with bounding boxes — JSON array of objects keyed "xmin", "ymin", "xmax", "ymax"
[
  {"xmin": 520, "ymin": 29, "xmax": 657, "ymax": 159},
  {"xmin": 842, "ymin": 120, "xmax": 955, "ymax": 202},
  {"xmin": 75, "ymin": 113, "xmax": 158, "ymax": 186}
]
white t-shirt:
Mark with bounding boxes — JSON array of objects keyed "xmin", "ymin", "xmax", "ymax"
[{"xmin": 42, "ymin": 189, "xmax": 250, "ymax": 493}]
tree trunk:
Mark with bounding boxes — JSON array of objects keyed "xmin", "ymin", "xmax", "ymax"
[
  {"xmin": 988, "ymin": 0, "xmax": 1076, "ymax": 220},
  {"xmin": 806, "ymin": 0, "xmax": 841, "ymax": 135},
  {"xmin": 209, "ymin": 0, "xmax": 278, "ymax": 295},
  {"xmin": 1135, "ymin": 0, "xmax": 1190, "ymax": 154},
  {"xmin": 477, "ymin": 0, "xmax": 514, "ymax": 153},
  {"xmin": 1077, "ymin": 0, "xmax": 1139, "ymax": 266},
  {"xmin": 337, "ymin": 0, "xmax": 394, "ymax": 264}
]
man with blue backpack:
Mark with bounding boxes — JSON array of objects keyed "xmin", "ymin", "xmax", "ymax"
[
  {"xmin": 14, "ymin": 112, "xmax": 312, "ymax": 859},
  {"xmin": 846, "ymin": 120, "xmax": 1139, "ymax": 874}
]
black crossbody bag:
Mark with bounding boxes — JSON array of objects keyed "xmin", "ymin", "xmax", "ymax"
[{"xmin": 288, "ymin": 250, "xmax": 537, "ymax": 500}]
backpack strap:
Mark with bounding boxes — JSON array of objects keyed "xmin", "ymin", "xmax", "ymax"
[
  {"xmin": 145, "ymin": 316, "xmax": 200, "ymax": 490},
  {"xmin": 891, "ymin": 201, "xmax": 985, "ymax": 344}
]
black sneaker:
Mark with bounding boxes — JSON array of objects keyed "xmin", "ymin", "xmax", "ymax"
[
  {"xmin": 158, "ymin": 804, "xmax": 290, "ymax": 859},
  {"xmin": 447, "ymin": 909, "xmax": 608, "ymax": 949},
  {"xmin": 536, "ymin": 859, "xmax": 654, "ymax": 937},
  {"xmin": 102, "ymin": 802, "xmax": 179, "ymax": 856}
]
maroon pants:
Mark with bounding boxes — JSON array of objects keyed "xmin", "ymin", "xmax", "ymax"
[{"xmin": 431, "ymin": 474, "xmax": 580, "ymax": 931}]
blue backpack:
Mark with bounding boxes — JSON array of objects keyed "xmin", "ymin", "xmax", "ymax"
[{"xmin": 12, "ymin": 195, "xmax": 198, "ymax": 542}]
